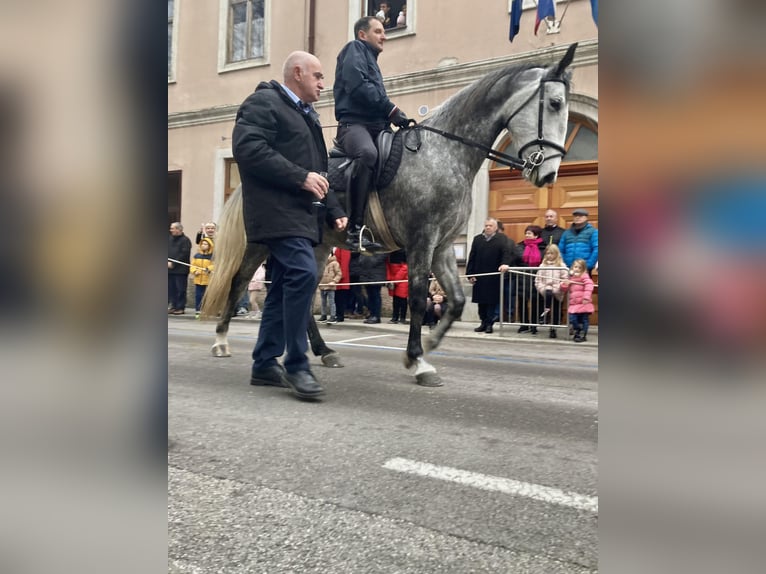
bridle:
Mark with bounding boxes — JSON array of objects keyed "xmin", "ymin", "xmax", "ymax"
[{"xmin": 403, "ymin": 78, "xmax": 568, "ymax": 178}]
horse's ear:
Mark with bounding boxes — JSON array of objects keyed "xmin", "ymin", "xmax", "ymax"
[{"xmin": 549, "ymin": 43, "xmax": 577, "ymax": 78}]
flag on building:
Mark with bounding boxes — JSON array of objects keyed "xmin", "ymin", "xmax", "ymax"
[
  {"xmin": 509, "ymin": 0, "xmax": 522, "ymax": 43},
  {"xmin": 535, "ymin": 0, "xmax": 556, "ymax": 35},
  {"xmin": 591, "ymin": 0, "xmax": 598, "ymax": 26}
]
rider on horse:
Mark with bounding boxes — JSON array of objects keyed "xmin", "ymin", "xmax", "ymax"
[{"xmin": 333, "ymin": 16, "xmax": 410, "ymax": 253}]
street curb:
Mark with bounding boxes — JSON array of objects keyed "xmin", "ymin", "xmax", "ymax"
[{"xmin": 169, "ymin": 311, "xmax": 598, "ymax": 347}]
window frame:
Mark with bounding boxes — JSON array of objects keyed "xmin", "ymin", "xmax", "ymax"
[
  {"xmin": 350, "ymin": 0, "xmax": 416, "ymax": 41},
  {"xmin": 218, "ymin": 0, "xmax": 270, "ymax": 74},
  {"xmin": 168, "ymin": 0, "xmax": 179, "ymax": 83}
]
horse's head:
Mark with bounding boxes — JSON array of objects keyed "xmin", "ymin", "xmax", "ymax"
[{"xmin": 505, "ymin": 43, "xmax": 576, "ymax": 188}]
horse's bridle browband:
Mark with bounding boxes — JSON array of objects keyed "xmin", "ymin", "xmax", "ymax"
[{"xmin": 403, "ymin": 78, "xmax": 568, "ymax": 176}]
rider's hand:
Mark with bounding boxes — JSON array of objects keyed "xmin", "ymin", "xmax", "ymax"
[{"xmin": 388, "ymin": 106, "xmax": 409, "ymax": 128}]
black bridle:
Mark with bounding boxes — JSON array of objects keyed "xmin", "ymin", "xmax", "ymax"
[{"xmin": 403, "ymin": 78, "xmax": 568, "ymax": 177}]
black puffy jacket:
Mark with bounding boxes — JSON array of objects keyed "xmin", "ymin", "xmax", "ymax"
[
  {"xmin": 333, "ymin": 40, "xmax": 395, "ymax": 125},
  {"xmin": 232, "ymin": 81, "xmax": 343, "ymax": 244}
]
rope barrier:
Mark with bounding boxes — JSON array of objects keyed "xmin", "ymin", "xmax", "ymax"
[{"xmin": 169, "ymin": 259, "xmax": 598, "ymax": 288}]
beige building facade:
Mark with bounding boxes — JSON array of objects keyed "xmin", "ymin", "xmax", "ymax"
[{"xmin": 168, "ymin": 0, "xmax": 598, "ymax": 319}]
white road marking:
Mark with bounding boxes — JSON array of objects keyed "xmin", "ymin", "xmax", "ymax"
[
  {"xmin": 332, "ymin": 334, "xmax": 396, "ymax": 344},
  {"xmin": 383, "ymin": 457, "xmax": 597, "ymax": 513}
]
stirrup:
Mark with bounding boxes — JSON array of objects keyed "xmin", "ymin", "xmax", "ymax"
[{"xmin": 346, "ymin": 225, "xmax": 382, "ymax": 253}]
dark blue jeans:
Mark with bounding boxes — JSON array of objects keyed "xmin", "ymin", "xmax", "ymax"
[
  {"xmin": 569, "ymin": 312, "xmax": 590, "ymax": 335},
  {"xmin": 168, "ymin": 274, "xmax": 188, "ymax": 310},
  {"xmin": 252, "ymin": 237, "xmax": 317, "ymax": 374},
  {"xmin": 194, "ymin": 284, "xmax": 207, "ymax": 312}
]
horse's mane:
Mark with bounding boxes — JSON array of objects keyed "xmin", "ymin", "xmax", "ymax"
[{"xmin": 425, "ymin": 62, "xmax": 571, "ymax": 131}]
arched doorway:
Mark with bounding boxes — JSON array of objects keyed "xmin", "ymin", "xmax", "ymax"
[{"xmin": 488, "ymin": 113, "xmax": 599, "ymax": 323}]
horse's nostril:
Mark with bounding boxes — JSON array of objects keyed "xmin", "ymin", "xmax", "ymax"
[{"xmin": 541, "ymin": 171, "xmax": 556, "ymax": 185}]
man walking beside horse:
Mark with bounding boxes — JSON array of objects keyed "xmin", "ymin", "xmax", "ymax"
[{"xmin": 231, "ymin": 51, "xmax": 346, "ymax": 401}]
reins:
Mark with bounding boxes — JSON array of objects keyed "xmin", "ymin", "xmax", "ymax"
[{"xmin": 402, "ymin": 77, "xmax": 568, "ymax": 175}]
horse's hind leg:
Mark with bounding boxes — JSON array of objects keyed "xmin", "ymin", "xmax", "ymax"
[
  {"xmin": 308, "ymin": 315, "xmax": 343, "ymax": 367},
  {"xmin": 212, "ymin": 243, "xmax": 266, "ymax": 357},
  {"xmin": 424, "ymin": 244, "xmax": 466, "ymax": 354}
]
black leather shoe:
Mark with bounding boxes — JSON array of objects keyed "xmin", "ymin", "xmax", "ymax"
[
  {"xmin": 283, "ymin": 370, "xmax": 325, "ymax": 399},
  {"xmin": 250, "ymin": 364, "xmax": 286, "ymax": 387},
  {"xmin": 363, "ymin": 316, "xmax": 380, "ymax": 324},
  {"xmin": 474, "ymin": 323, "xmax": 486, "ymax": 332},
  {"xmin": 485, "ymin": 324, "xmax": 494, "ymax": 334}
]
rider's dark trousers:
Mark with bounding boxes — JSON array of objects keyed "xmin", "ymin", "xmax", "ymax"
[
  {"xmin": 251, "ymin": 237, "xmax": 317, "ymax": 375},
  {"xmin": 336, "ymin": 123, "xmax": 383, "ymax": 169}
]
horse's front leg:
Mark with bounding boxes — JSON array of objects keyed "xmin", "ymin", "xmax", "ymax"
[
  {"xmin": 424, "ymin": 245, "xmax": 465, "ymax": 354},
  {"xmin": 403, "ymin": 264, "xmax": 443, "ymax": 387},
  {"xmin": 308, "ymin": 315, "xmax": 343, "ymax": 368}
]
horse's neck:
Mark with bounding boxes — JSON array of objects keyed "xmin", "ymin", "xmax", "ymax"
[{"xmin": 431, "ymin": 72, "xmax": 539, "ymax": 172}]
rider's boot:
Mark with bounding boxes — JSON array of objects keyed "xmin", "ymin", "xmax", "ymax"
[{"xmin": 345, "ymin": 164, "xmax": 382, "ymax": 253}]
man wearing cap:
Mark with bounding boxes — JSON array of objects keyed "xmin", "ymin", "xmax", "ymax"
[{"xmin": 559, "ymin": 208, "xmax": 599, "ymax": 272}]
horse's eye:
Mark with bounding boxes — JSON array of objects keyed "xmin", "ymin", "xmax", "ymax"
[{"xmin": 550, "ymin": 98, "xmax": 563, "ymax": 112}]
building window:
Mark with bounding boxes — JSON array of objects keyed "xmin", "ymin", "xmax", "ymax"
[
  {"xmin": 228, "ymin": 0, "xmax": 265, "ymax": 63},
  {"xmin": 224, "ymin": 159, "xmax": 241, "ymax": 203},
  {"xmin": 367, "ymin": 1, "xmax": 407, "ymax": 30},
  {"xmin": 168, "ymin": 0, "xmax": 175, "ymax": 80}
]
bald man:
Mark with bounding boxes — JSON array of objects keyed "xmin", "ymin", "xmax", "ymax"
[{"xmin": 232, "ymin": 51, "xmax": 347, "ymax": 401}]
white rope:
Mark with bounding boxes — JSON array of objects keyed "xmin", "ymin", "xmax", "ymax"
[{"xmin": 168, "ymin": 260, "xmax": 598, "ymax": 288}]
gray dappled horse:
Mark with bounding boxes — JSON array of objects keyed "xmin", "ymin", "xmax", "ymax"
[{"xmin": 201, "ymin": 44, "xmax": 577, "ymax": 387}]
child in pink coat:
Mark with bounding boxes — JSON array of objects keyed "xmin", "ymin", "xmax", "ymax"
[{"xmin": 560, "ymin": 258, "xmax": 595, "ymax": 342}]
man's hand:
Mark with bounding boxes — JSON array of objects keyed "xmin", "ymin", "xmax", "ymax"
[
  {"xmin": 302, "ymin": 171, "xmax": 329, "ymax": 202},
  {"xmin": 467, "ymin": 276, "xmax": 476, "ymax": 284},
  {"xmin": 334, "ymin": 217, "xmax": 348, "ymax": 231},
  {"xmin": 389, "ymin": 107, "xmax": 409, "ymax": 128}
]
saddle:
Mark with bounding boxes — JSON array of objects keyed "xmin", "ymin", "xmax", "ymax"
[{"xmin": 327, "ymin": 129, "xmax": 405, "ymax": 252}]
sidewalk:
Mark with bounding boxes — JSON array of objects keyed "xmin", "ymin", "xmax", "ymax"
[{"xmin": 170, "ymin": 310, "xmax": 598, "ymax": 347}]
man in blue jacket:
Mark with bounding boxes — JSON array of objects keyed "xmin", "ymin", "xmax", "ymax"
[
  {"xmin": 333, "ymin": 16, "xmax": 410, "ymax": 252},
  {"xmin": 559, "ymin": 208, "xmax": 599, "ymax": 272},
  {"xmin": 232, "ymin": 51, "xmax": 347, "ymax": 401}
]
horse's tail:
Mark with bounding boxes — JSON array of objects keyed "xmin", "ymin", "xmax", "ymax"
[{"xmin": 200, "ymin": 185, "xmax": 246, "ymax": 319}]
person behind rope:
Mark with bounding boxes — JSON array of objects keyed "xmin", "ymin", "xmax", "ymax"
[
  {"xmin": 559, "ymin": 208, "xmax": 598, "ymax": 272},
  {"xmin": 509, "ymin": 224, "xmax": 545, "ymax": 334},
  {"xmin": 534, "ymin": 243, "xmax": 568, "ymax": 339},
  {"xmin": 466, "ymin": 218, "xmax": 514, "ymax": 334},
  {"xmin": 333, "ymin": 15, "xmax": 410, "ymax": 252},
  {"xmin": 190, "ymin": 237, "xmax": 215, "ymax": 319},
  {"xmin": 168, "ymin": 222, "xmax": 192, "ymax": 315},
  {"xmin": 232, "ymin": 50, "xmax": 347, "ymax": 401},
  {"xmin": 560, "ymin": 258, "xmax": 595, "ymax": 343}
]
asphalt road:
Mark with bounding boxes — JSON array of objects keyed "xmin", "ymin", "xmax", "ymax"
[{"xmin": 169, "ymin": 319, "xmax": 598, "ymax": 573}]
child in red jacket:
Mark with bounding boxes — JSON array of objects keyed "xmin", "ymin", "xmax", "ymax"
[
  {"xmin": 560, "ymin": 258, "xmax": 594, "ymax": 342},
  {"xmin": 386, "ymin": 250, "xmax": 409, "ymax": 324}
]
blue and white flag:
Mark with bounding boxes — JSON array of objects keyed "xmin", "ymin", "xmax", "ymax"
[{"xmin": 535, "ymin": 0, "xmax": 556, "ymax": 35}]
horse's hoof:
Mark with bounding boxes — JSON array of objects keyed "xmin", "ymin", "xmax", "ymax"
[
  {"xmin": 211, "ymin": 344, "xmax": 231, "ymax": 358},
  {"xmin": 403, "ymin": 355, "xmax": 416, "ymax": 370},
  {"xmin": 416, "ymin": 372, "xmax": 443, "ymax": 387},
  {"xmin": 321, "ymin": 352, "xmax": 344, "ymax": 368}
]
